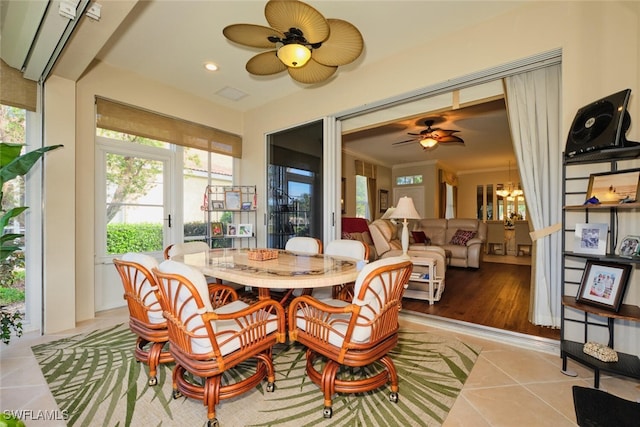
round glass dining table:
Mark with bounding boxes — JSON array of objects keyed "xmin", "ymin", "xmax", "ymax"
[{"xmin": 172, "ymin": 248, "xmax": 360, "ymax": 299}]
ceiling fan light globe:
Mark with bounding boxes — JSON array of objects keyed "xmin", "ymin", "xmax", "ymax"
[
  {"xmin": 419, "ymin": 137, "xmax": 438, "ymax": 148},
  {"xmin": 277, "ymin": 43, "xmax": 311, "ymax": 68}
]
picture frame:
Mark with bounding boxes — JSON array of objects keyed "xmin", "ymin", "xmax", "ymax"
[
  {"xmin": 379, "ymin": 189, "xmax": 389, "ymax": 213},
  {"xmin": 226, "ymin": 223, "xmax": 237, "ymax": 236},
  {"xmin": 573, "ymin": 223, "xmax": 608, "ymax": 255},
  {"xmin": 210, "ymin": 222, "xmax": 224, "ymax": 237},
  {"xmin": 586, "ymin": 168, "xmax": 640, "ymax": 204},
  {"xmin": 238, "ymin": 223, "xmax": 253, "ymax": 237},
  {"xmin": 576, "ymin": 260, "xmax": 632, "ymax": 312},
  {"xmin": 618, "ymin": 235, "xmax": 640, "ymax": 257},
  {"xmin": 210, "ymin": 200, "xmax": 224, "ymax": 210},
  {"xmin": 224, "ymin": 190, "xmax": 242, "ymax": 210},
  {"xmin": 241, "ymin": 201, "xmax": 252, "ymax": 211}
]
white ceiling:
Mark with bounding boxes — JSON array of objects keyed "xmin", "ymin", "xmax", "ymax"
[{"xmin": 7, "ymin": 0, "xmax": 529, "ymax": 171}]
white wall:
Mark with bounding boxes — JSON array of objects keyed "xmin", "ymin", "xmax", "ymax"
[{"xmin": 43, "ymin": 76, "xmax": 76, "ymax": 333}]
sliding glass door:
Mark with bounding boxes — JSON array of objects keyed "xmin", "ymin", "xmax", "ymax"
[{"xmin": 266, "ymin": 120, "xmax": 323, "ymax": 249}]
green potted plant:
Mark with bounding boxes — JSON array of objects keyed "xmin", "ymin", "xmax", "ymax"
[{"xmin": 1, "ymin": 142, "xmax": 62, "ymax": 345}]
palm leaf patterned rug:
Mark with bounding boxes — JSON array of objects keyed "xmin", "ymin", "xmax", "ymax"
[{"xmin": 32, "ymin": 324, "xmax": 480, "ymax": 426}]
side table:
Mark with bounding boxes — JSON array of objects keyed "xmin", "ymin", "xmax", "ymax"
[{"xmin": 404, "ymin": 256, "xmax": 444, "ymax": 305}]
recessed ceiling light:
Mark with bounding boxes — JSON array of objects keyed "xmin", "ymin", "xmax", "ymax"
[{"xmin": 204, "ymin": 62, "xmax": 218, "ymax": 71}]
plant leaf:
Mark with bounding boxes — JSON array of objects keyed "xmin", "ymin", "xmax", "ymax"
[
  {"xmin": 0, "ymin": 207, "xmax": 28, "ymax": 231},
  {"xmin": 0, "ymin": 233, "xmax": 23, "ymax": 244},
  {"xmin": 0, "ymin": 143, "xmax": 23, "ymax": 168},
  {"xmin": 0, "ymin": 144, "xmax": 63, "ymax": 188}
]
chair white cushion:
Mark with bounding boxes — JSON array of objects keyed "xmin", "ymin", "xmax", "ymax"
[
  {"xmin": 325, "ymin": 239, "xmax": 366, "ymax": 261},
  {"xmin": 210, "ymin": 300, "xmax": 279, "ymax": 356},
  {"xmin": 285, "ymin": 237, "xmax": 321, "ymax": 255},
  {"xmin": 167, "ymin": 241, "xmax": 210, "ymax": 258},
  {"xmin": 121, "ymin": 252, "xmax": 164, "ymax": 324},
  {"xmin": 159, "ymin": 261, "xmax": 278, "ymax": 356},
  {"xmin": 296, "ymin": 257, "xmax": 407, "ymax": 347}
]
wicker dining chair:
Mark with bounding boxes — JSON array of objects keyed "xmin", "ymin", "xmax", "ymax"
[
  {"xmin": 320, "ymin": 239, "xmax": 369, "ymax": 301},
  {"xmin": 153, "ymin": 260, "xmax": 286, "ymax": 427},
  {"xmin": 164, "ymin": 241, "xmax": 245, "ymax": 293},
  {"xmin": 288, "ymin": 256, "xmax": 413, "ymax": 418},
  {"xmin": 284, "ymin": 236, "xmax": 323, "ymax": 255},
  {"xmin": 113, "ymin": 253, "xmax": 174, "ymax": 386},
  {"xmin": 163, "ymin": 241, "xmax": 210, "ymax": 260}
]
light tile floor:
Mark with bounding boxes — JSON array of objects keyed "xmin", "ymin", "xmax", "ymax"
[{"xmin": 1, "ymin": 307, "xmax": 639, "ymax": 426}]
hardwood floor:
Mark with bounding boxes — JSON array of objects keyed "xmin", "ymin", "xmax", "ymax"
[{"xmin": 402, "ymin": 261, "xmax": 561, "ymax": 340}]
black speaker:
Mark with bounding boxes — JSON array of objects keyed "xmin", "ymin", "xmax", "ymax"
[{"xmin": 565, "ymin": 89, "xmax": 638, "ymax": 159}]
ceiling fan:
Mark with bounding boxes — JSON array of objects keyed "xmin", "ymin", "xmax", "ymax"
[
  {"xmin": 222, "ymin": 0, "xmax": 363, "ymax": 84},
  {"xmin": 392, "ymin": 119, "xmax": 465, "ymax": 149}
]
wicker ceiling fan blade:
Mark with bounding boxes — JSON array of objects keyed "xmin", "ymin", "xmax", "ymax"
[
  {"xmin": 392, "ymin": 138, "xmax": 417, "ymax": 146},
  {"xmin": 437, "ymin": 135, "xmax": 465, "ymax": 144},
  {"xmin": 312, "ymin": 19, "xmax": 364, "ymax": 66},
  {"xmin": 222, "ymin": 24, "xmax": 284, "ymax": 48},
  {"xmin": 246, "ymin": 51, "xmax": 288, "ymax": 76},
  {"xmin": 288, "ymin": 59, "xmax": 337, "ymax": 84},
  {"xmin": 432, "ymin": 129, "xmax": 459, "ymax": 138},
  {"xmin": 265, "ymin": 0, "xmax": 330, "ymax": 43}
]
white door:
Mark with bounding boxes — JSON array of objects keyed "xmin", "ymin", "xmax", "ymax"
[{"xmin": 94, "ymin": 137, "xmax": 171, "ymax": 311}]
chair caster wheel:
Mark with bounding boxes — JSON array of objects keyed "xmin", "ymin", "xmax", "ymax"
[
  {"xmin": 266, "ymin": 382, "xmax": 275, "ymax": 392},
  {"xmin": 148, "ymin": 376, "xmax": 158, "ymax": 386},
  {"xmin": 323, "ymin": 407, "xmax": 332, "ymax": 418},
  {"xmin": 172, "ymin": 390, "xmax": 183, "ymax": 399},
  {"xmin": 205, "ymin": 418, "xmax": 219, "ymax": 427},
  {"xmin": 389, "ymin": 391, "xmax": 398, "ymax": 403}
]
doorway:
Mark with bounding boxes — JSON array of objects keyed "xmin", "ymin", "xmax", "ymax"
[{"xmin": 266, "ymin": 120, "xmax": 324, "ymax": 249}]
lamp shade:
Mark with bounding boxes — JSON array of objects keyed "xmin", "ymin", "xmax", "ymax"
[
  {"xmin": 277, "ymin": 44, "xmax": 311, "ymax": 68},
  {"xmin": 380, "ymin": 206, "xmax": 396, "ymax": 219},
  {"xmin": 389, "ymin": 197, "xmax": 420, "ymax": 220}
]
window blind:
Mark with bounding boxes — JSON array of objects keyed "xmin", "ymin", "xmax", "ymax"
[
  {"xmin": 354, "ymin": 159, "xmax": 376, "ymax": 178},
  {"xmin": 0, "ymin": 59, "xmax": 37, "ymax": 111},
  {"xmin": 95, "ymin": 97, "xmax": 242, "ymax": 158}
]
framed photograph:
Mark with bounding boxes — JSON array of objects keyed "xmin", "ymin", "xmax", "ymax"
[
  {"xmin": 586, "ymin": 168, "xmax": 640, "ymax": 204},
  {"xmin": 573, "ymin": 223, "xmax": 608, "ymax": 255},
  {"xmin": 379, "ymin": 189, "xmax": 389, "ymax": 213},
  {"xmin": 238, "ymin": 223, "xmax": 253, "ymax": 237},
  {"xmin": 241, "ymin": 201, "xmax": 252, "ymax": 210},
  {"xmin": 210, "ymin": 222, "xmax": 224, "ymax": 237},
  {"xmin": 224, "ymin": 190, "xmax": 242, "ymax": 210},
  {"xmin": 576, "ymin": 260, "xmax": 632, "ymax": 312},
  {"xmin": 226, "ymin": 223, "xmax": 237, "ymax": 236},
  {"xmin": 210, "ymin": 200, "xmax": 224, "ymax": 210},
  {"xmin": 619, "ymin": 235, "xmax": 640, "ymax": 257}
]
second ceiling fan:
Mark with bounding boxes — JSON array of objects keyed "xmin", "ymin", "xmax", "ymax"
[{"xmin": 393, "ymin": 119, "xmax": 465, "ymax": 149}]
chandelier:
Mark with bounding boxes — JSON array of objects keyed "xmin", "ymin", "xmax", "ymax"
[{"xmin": 496, "ymin": 161, "xmax": 523, "ymax": 199}]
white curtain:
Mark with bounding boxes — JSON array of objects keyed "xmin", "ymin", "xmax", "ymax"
[{"xmin": 503, "ymin": 64, "xmax": 562, "ymax": 327}]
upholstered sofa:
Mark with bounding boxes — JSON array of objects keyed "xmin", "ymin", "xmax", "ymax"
[
  {"xmin": 368, "ymin": 218, "xmax": 487, "ymax": 268},
  {"xmin": 412, "ymin": 218, "xmax": 487, "ymax": 268}
]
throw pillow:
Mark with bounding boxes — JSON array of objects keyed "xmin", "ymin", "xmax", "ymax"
[
  {"xmin": 449, "ymin": 229, "xmax": 476, "ymax": 246},
  {"xmin": 411, "ymin": 230, "xmax": 431, "ymax": 245},
  {"xmin": 342, "ymin": 231, "xmax": 356, "ymax": 240}
]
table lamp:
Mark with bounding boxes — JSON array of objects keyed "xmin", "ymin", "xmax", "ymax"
[
  {"xmin": 389, "ymin": 196, "xmax": 421, "ymax": 257},
  {"xmin": 380, "ymin": 206, "xmax": 396, "ymax": 222}
]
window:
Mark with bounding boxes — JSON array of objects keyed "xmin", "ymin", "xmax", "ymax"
[
  {"xmin": 396, "ymin": 175, "xmax": 423, "ymax": 185},
  {"xmin": 355, "ymin": 175, "xmax": 370, "ymax": 219},
  {"xmin": 96, "ymin": 130, "xmax": 233, "ymax": 256}
]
